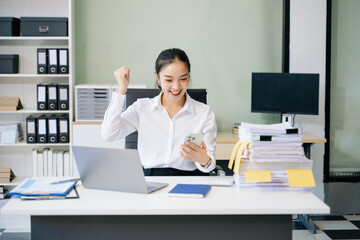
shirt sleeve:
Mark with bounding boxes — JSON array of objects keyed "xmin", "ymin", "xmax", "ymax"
[
  {"xmin": 195, "ymin": 107, "xmax": 217, "ymax": 173},
  {"xmin": 101, "ymin": 92, "xmax": 139, "ymax": 142}
]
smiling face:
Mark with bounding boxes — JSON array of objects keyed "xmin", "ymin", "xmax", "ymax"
[{"xmin": 156, "ymin": 60, "xmax": 190, "ymax": 106}]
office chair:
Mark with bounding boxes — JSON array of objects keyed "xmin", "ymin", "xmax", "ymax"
[{"xmin": 124, "ymin": 89, "xmax": 223, "ymax": 176}]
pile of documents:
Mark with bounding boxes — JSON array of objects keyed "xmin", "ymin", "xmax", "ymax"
[
  {"xmin": 8, "ymin": 178, "xmax": 78, "ymax": 200},
  {"xmin": 229, "ymin": 122, "xmax": 315, "ymax": 190},
  {"xmin": 32, "ymin": 148, "xmax": 77, "ymax": 177},
  {"xmin": 240, "ymin": 122, "xmax": 304, "ymax": 162},
  {"xmin": 0, "ymin": 123, "xmax": 24, "ymax": 144}
]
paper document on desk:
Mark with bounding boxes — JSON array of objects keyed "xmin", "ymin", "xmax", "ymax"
[
  {"xmin": 8, "ymin": 178, "xmax": 76, "ymax": 196},
  {"xmin": 20, "ymin": 187, "xmax": 79, "ymax": 200}
]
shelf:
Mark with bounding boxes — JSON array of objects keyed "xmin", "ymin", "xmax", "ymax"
[
  {"xmin": 0, "ymin": 109, "xmax": 70, "ymax": 114},
  {"xmin": 0, "ymin": 37, "xmax": 69, "ymax": 41},
  {"xmin": 0, "ymin": 176, "xmax": 25, "ymax": 186},
  {"xmin": 0, "ymin": 74, "xmax": 69, "ymax": 78},
  {"xmin": 0, "ymin": 142, "xmax": 70, "ymax": 147}
]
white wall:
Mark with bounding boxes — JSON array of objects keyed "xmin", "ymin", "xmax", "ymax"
[{"xmin": 290, "ymin": 0, "xmax": 327, "ymax": 200}]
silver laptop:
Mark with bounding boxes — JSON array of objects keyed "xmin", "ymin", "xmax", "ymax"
[{"xmin": 72, "ymin": 146, "xmax": 168, "ymax": 194}]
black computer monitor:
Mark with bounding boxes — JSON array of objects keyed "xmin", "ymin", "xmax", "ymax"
[{"xmin": 251, "ymin": 73, "xmax": 319, "ymax": 115}]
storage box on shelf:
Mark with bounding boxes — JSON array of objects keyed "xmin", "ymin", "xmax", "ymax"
[{"xmin": 0, "ymin": 17, "xmax": 20, "ymax": 36}]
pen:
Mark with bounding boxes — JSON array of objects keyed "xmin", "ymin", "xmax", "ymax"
[{"xmin": 50, "ymin": 178, "xmax": 81, "ymax": 185}]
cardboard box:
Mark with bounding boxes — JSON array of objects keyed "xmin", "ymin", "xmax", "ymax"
[{"xmin": 0, "ymin": 97, "xmax": 23, "ymax": 111}]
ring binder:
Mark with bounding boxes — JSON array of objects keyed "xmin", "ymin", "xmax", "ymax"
[
  {"xmin": 48, "ymin": 48, "xmax": 58, "ymax": 74},
  {"xmin": 58, "ymin": 84, "xmax": 69, "ymax": 110},
  {"xmin": 37, "ymin": 48, "xmax": 48, "ymax": 74},
  {"xmin": 37, "ymin": 84, "xmax": 48, "ymax": 110},
  {"xmin": 48, "ymin": 115, "xmax": 58, "ymax": 143},
  {"xmin": 37, "ymin": 115, "xmax": 48, "ymax": 143},
  {"xmin": 47, "ymin": 83, "xmax": 58, "ymax": 110},
  {"xmin": 58, "ymin": 114, "xmax": 69, "ymax": 143},
  {"xmin": 59, "ymin": 48, "xmax": 69, "ymax": 74},
  {"xmin": 26, "ymin": 115, "xmax": 37, "ymax": 144}
]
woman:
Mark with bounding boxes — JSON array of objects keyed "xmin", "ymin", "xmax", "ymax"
[{"xmin": 101, "ymin": 48, "xmax": 217, "ymax": 176}]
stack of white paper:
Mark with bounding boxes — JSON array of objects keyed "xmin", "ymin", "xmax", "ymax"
[
  {"xmin": 239, "ymin": 122, "xmax": 304, "ymax": 162},
  {"xmin": 233, "ymin": 122, "xmax": 315, "ymax": 190}
]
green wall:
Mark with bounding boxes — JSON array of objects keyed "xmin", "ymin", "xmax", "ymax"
[{"xmin": 74, "ymin": 0, "xmax": 283, "ymax": 131}]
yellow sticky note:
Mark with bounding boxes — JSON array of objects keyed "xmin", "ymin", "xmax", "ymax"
[
  {"xmin": 286, "ymin": 169, "xmax": 316, "ymax": 187},
  {"xmin": 244, "ymin": 171, "xmax": 271, "ymax": 182}
]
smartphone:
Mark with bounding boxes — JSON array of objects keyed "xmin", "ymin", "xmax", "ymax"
[{"xmin": 184, "ymin": 133, "xmax": 204, "ymax": 147}]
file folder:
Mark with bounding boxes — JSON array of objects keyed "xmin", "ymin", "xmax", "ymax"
[
  {"xmin": 37, "ymin": 48, "xmax": 48, "ymax": 74},
  {"xmin": 48, "ymin": 48, "xmax": 58, "ymax": 74},
  {"xmin": 58, "ymin": 114, "xmax": 69, "ymax": 143},
  {"xmin": 37, "ymin": 115, "xmax": 48, "ymax": 143},
  {"xmin": 58, "ymin": 48, "xmax": 69, "ymax": 74},
  {"xmin": 47, "ymin": 115, "xmax": 58, "ymax": 143},
  {"xmin": 47, "ymin": 83, "xmax": 58, "ymax": 110},
  {"xmin": 58, "ymin": 84, "xmax": 69, "ymax": 110},
  {"xmin": 26, "ymin": 115, "xmax": 37, "ymax": 144},
  {"xmin": 37, "ymin": 84, "xmax": 47, "ymax": 110}
]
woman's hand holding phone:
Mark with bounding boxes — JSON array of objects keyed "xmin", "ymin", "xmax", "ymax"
[{"xmin": 180, "ymin": 133, "xmax": 211, "ymax": 167}]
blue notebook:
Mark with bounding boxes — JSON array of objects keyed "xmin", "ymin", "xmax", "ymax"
[{"xmin": 168, "ymin": 184, "xmax": 211, "ymax": 198}]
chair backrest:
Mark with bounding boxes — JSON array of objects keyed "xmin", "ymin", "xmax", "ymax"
[{"xmin": 124, "ymin": 89, "xmax": 207, "ymax": 149}]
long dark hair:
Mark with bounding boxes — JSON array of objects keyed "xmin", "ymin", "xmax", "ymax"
[{"xmin": 155, "ymin": 48, "xmax": 191, "ymax": 89}]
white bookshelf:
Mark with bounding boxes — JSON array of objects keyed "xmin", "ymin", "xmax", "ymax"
[
  {"xmin": 0, "ymin": 0, "xmax": 74, "ymax": 232},
  {"xmin": 0, "ymin": 2, "xmax": 74, "ymax": 178},
  {"xmin": 0, "ymin": 0, "xmax": 74, "ymax": 177}
]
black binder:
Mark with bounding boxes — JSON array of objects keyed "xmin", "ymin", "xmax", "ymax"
[
  {"xmin": 37, "ymin": 48, "xmax": 48, "ymax": 74},
  {"xmin": 58, "ymin": 114, "xmax": 69, "ymax": 143},
  {"xmin": 48, "ymin": 48, "xmax": 58, "ymax": 74},
  {"xmin": 37, "ymin": 84, "xmax": 47, "ymax": 110},
  {"xmin": 47, "ymin": 114, "xmax": 58, "ymax": 143},
  {"xmin": 37, "ymin": 115, "xmax": 48, "ymax": 143},
  {"xmin": 58, "ymin": 48, "xmax": 69, "ymax": 74},
  {"xmin": 47, "ymin": 83, "xmax": 58, "ymax": 110},
  {"xmin": 26, "ymin": 115, "xmax": 37, "ymax": 143},
  {"xmin": 58, "ymin": 84, "xmax": 69, "ymax": 110}
]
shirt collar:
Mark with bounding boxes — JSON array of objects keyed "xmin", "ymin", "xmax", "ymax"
[{"xmin": 151, "ymin": 91, "xmax": 196, "ymax": 115}]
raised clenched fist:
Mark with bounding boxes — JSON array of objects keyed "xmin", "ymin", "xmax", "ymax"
[{"xmin": 114, "ymin": 67, "xmax": 130, "ymax": 94}]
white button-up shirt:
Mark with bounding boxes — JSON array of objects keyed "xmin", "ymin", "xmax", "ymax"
[{"xmin": 101, "ymin": 92, "xmax": 217, "ymax": 172}]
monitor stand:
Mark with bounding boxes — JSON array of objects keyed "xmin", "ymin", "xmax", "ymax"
[{"xmin": 281, "ymin": 113, "xmax": 294, "ymax": 126}]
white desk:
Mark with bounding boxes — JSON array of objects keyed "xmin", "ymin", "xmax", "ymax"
[{"xmin": 2, "ymin": 177, "xmax": 329, "ymax": 240}]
